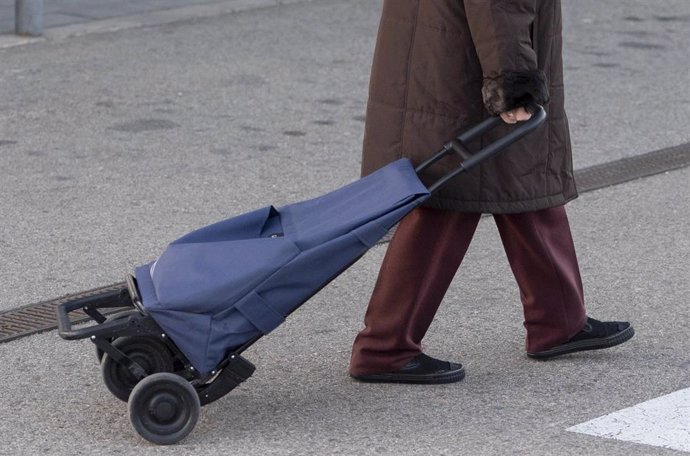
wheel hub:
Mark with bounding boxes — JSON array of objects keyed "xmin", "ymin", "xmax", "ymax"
[{"xmin": 149, "ymin": 393, "xmax": 178, "ymax": 423}]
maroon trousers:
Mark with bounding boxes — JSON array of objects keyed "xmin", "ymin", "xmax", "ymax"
[{"xmin": 349, "ymin": 205, "xmax": 587, "ymax": 376}]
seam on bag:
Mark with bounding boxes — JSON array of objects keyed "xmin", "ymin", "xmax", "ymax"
[{"xmin": 235, "ymin": 291, "xmax": 284, "ymax": 334}]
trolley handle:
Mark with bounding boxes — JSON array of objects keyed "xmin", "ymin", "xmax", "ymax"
[
  {"xmin": 56, "ymin": 298, "xmax": 84, "ymax": 335},
  {"xmin": 417, "ymin": 106, "xmax": 547, "ymax": 194},
  {"xmin": 56, "ymin": 287, "xmax": 131, "ymax": 340}
]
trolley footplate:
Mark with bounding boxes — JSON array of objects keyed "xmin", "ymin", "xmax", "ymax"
[{"xmin": 198, "ymin": 354, "xmax": 256, "ymax": 406}]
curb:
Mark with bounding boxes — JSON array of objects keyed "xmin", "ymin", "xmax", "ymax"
[{"xmin": 0, "ymin": 0, "xmax": 322, "ymax": 49}]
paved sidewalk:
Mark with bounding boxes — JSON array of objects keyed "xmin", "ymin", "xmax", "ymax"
[
  {"xmin": 0, "ymin": 0, "xmax": 209, "ymax": 33},
  {"xmin": 0, "ymin": 0, "xmax": 689, "ymax": 455},
  {"xmin": 0, "ymin": 0, "xmax": 316, "ymax": 35}
]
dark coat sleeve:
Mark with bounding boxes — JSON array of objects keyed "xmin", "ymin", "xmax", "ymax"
[{"xmin": 463, "ymin": 0, "xmax": 550, "ymax": 115}]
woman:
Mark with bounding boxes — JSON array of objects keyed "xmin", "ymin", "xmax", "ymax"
[{"xmin": 349, "ymin": 0, "xmax": 634, "ymax": 384}]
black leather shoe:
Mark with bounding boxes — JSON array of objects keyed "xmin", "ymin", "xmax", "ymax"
[
  {"xmin": 527, "ymin": 317, "xmax": 634, "ymax": 360},
  {"xmin": 350, "ymin": 354, "xmax": 465, "ymax": 384}
]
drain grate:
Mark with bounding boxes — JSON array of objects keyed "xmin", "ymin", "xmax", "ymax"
[
  {"xmin": 0, "ymin": 283, "xmax": 126, "ymax": 343},
  {"xmin": 575, "ymin": 142, "xmax": 690, "ymax": 193},
  {"xmin": 0, "ymin": 142, "xmax": 688, "ymax": 345}
]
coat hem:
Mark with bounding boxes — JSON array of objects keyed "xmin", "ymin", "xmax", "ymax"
[{"xmin": 423, "ymin": 191, "xmax": 578, "ymax": 214}]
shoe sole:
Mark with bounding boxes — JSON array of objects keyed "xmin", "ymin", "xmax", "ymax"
[
  {"xmin": 350, "ymin": 366, "xmax": 465, "ymax": 385},
  {"xmin": 527, "ymin": 325, "xmax": 635, "ymax": 360}
]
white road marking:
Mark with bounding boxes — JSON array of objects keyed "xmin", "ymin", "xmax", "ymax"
[{"xmin": 567, "ymin": 387, "xmax": 690, "ymax": 453}]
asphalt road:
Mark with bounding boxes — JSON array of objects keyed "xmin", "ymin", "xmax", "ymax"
[{"xmin": 0, "ymin": 0, "xmax": 688, "ymax": 454}]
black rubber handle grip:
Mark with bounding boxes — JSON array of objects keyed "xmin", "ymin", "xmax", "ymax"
[
  {"xmin": 458, "ymin": 106, "xmax": 546, "ymax": 172},
  {"xmin": 420, "ymin": 106, "xmax": 547, "ymax": 193}
]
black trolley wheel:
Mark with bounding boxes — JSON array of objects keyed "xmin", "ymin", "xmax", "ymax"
[
  {"xmin": 101, "ymin": 337, "xmax": 174, "ymax": 402},
  {"xmin": 95, "ymin": 310, "xmax": 140, "ymax": 362},
  {"xmin": 128, "ymin": 372, "xmax": 200, "ymax": 445}
]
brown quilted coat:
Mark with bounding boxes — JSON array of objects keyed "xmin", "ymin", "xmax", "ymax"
[{"xmin": 361, "ymin": 0, "xmax": 577, "ymax": 213}]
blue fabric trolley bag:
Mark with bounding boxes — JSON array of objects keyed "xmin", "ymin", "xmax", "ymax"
[{"xmin": 57, "ymin": 108, "xmax": 546, "ymax": 445}]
